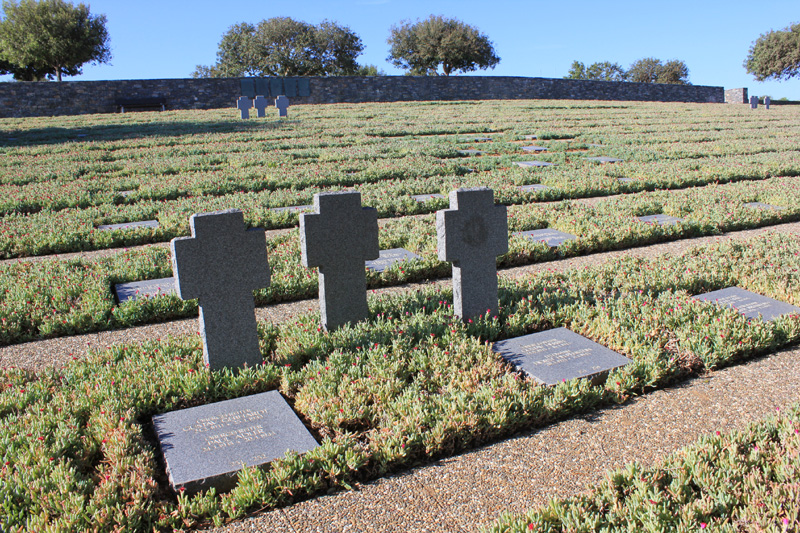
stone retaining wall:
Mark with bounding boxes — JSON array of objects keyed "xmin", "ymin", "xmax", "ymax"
[
  {"xmin": 724, "ymin": 87, "xmax": 748, "ymax": 104},
  {"xmin": 0, "ymin": 76, "xmax": 725, "ymax": 118}
]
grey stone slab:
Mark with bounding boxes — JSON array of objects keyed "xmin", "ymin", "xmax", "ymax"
[
  {"xmin": 255, "ymin": 78, "xmax": 270, "ymax": 98},
  {"xmin": 270, "ymin": 78, "xmax": 283, "ymax": 98},
  {"xmin": 275, "ymin": 95, "xmax": 290, "ymax": 118},
  {"xmin": 693, "ymin": 287, "xmax": 800, "ymax": 322},
  {"xmin": 300, "ymin": 191, "xmax": 379, "ymax": 331},
  {"xmin": 97, "ymin": 220, "xmax": 159, "ymax": 231},
  {"xmin": 270, "ymin": 204, "xmax": 313, "ymax": 213},
  {"xmin": 521, "ymin": 145, "xmax": 548, "ymax": 152},
  {"xmin": 118, "ymin": 190, "xmax": 135, "ymax": 198},
  {"xmin": 437, "ymin": 187, "xmax": 508, "ymax": 320},
  {"xmin": 514, "ymin": 161, "xmax": 553, "ymax": 168},
  {"xmin": 515, "ymin": 228, "xmax": 577, "ymax": 247},
  {"xmin": 284, "ymin": 78, "xmax": 298, "ymax": 98},
  {"xmin": 523, "ymin": 135, "xmax": 538, "ymax": 140},
  {"xmin": 253, "ymin": 95, "xmax": 270, "ymax": 118},
  {"xmin": 236, "ymin": 96, "xmax": 252, "ymax": 119},
  {"xmin": 584, "ymin": 156, "xmax": 623, "ymax": 163},
  {"xmin": 493, "ymin": 327, "xmax": 632, "ymax": 386},
  {"xmin": 637, "ymin": 214, "xmax": 684, "ymax": 226},
  {"xmin": 171, "ymin": 209, "xmax": 270, "ymax": 371},
  {"xmin": 365, "ymin": 248, "xmax": 422, "ymax": 272},
  {"xmin": 297, "ymin": 78, "xmax": 311, "ymax": 97},
  {"xmin": 153, "ymin": 390, "xmax": 319, "ymax": 495},
  {"xmin": 458, "ymin": 149, "xmax": 484, "ymax": 156},
  {"xmin": 617, "ymin": 178, "xmax": 634, "ymax": 183},
  {"xmin": 744, "ymin": 202, "xmax": 784, "ymax": 211},
  {"xmin": 411, "ymin": 193, "xmax": 445, "ymax": 202},
  {"xmin": 240, "ymin": 79, "xmax": 256, "ymax": 99},
  {"xmin": 114, "ymin": 277, "xmax": 176, "ymax": 303},
  {"xmin": 518, "ymin": 184, "xmax": 549, "ymax": 192},
  {"xmin": 468, "ymin": 137, "xmax": 493, "ymax": 142}
]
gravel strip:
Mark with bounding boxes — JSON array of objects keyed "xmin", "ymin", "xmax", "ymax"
[
  {"xmin": 3, "ymin": 220, "xmax": 800, "ymax": 372},
  {"xmin": 209, "ymin": 345, "xmax": 800, "ymax": 533}
]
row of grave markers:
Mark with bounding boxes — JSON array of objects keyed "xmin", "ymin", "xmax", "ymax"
[
  {"xmin": 237, "ymin": 95, "xmax": 290, "ymax": 119},
  {"xmin": 152, "ymin": 187, "xmax": 800, "ymax": 495}
]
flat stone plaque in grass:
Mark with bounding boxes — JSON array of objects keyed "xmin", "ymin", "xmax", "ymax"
[
  {"xmin": 114, "ymin": 277, "xmax": 176, "ymax": 303},
  {"xmin": 515, "ymin": 228, "xmax": 577, "ymax": 247},
  {"xmin": 365, "ymin": 248, "xmax": 422, "ymax": 272},
  {"xmin": 521, "ymin": 145, "xmax": 548, "ymax": 152},
  {"xmin": 153, "ymin": 390, "xmax": 319, "ymax": 495},
  {"xmin": 518, "ymin": 184, "xmax": 549, "ymax": 192},
  {"xmin": 469, "ymin": 137, "xmax": 493, "ymax": 142},
  {"xmin": 523, "ymin": 135, "xmax": 538, "ymax": 140},
  {"xmin": 411, "ymin": 193, "xmax": 445, "ymax": 202},
  {"xmin": 637, "ymin": 214, "xmax": 684, "ymax": 226},
  {"xmin": 744, "ymin": 202, "xmax": 784, "ymax": 211},
  {"xmin": 514, "ymin": 161, "xmax": 553, "ymax": 168},
  {"xmin": 457, "ymin": 149, "xmax": 484, "ymax": 156},
  {"xmin": 270, "ymin": 205, "xmax": 313, "ymax": 213},
  {"xmin": 584, "ymin": 156, "xmax": 623, "ymax": 163},
  {"xmin": 617, "ymin": 178, "xmax": 634, "ymax": 183},
  {"xmin": 493, "ymin": 327, "xmax": 631, "ymax": 386},
  {"xmin": 97, "ymin": 220, "xmax": 159, "ymax": 231},
  {"xmin": 693, "ymin": 287, "xmax": 800, "ymax": 321},
  {"xmin": 118, "ymin": 190, "xmax": 135, "ymax": 198}
]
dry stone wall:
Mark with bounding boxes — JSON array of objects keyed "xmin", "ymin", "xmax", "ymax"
[{"xmin": 0, "ymin": 76, "xmax": 724, "ymax": 118}]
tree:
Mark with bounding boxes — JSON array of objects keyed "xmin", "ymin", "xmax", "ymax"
[
  {"xmin": 355, "ymin": 64, "xmax": 386, "ymax": 76},
  {"xmin": 745, "ymin": 22, "xmax": 800, "ymax": 81},
  {"xmin": 387, "ymin": 15, "xmax": 500, "ymax": 76},
  {"xmin": 0, "ymin": 0, "xmax": 110, "ymax": 82},
  {"xmin": 565, "ymin": 60, "xmax": 625, "ymax": 81},
  {"xmin": 194, "ymin": 17, "xmax": 363, "ymax": 78},
  {"xmin": 627, "ymin": 57, "xmax": 689, "ymax": 84}
]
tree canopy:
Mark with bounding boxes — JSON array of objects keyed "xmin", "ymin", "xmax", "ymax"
[
  {"xmin": 194, "ymin": 17, "xmax": 364, "ymax": 78},
  {"xmin": 565, "ymin": 61, "xmax": 626, "ymax": 82},
  {"xmin": 0, "ymin": 0, "xmax": 111, "ymax": 81},
  {"xmin": 386, "ymin": 15, "xmax": 500, "ymax": 76},
  {"xmin": 626, "ymin": 58, "xmax": 689, "ymax": 84},
  {"xmin": 745, "ymin": 22, "xmax": 800, "ymax": 81}
]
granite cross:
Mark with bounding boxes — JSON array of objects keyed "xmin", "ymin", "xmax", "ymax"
[
  {"xmin": 171, "ymin": 209, "xmax": 270, "ymax": 370},
  {"xmin": 750, "ymin": 95, "xmax": 758, "ymax": 109},
  {"xmin": 237, "ymin": 96, "xmax": 252, "ymax": 119},
  {"xmin": 764, "ymin": 96, "xmax": 771, "ymax": 110},
  {"xmin": 437, "ymin": 187, "xmax": 508, "ymax": 320},
  {"xmin": 300, "ymin": 191, "xmax": 379, "ymax": 330},
  {"xmin": 275, "ymin": 95, "xmax": 290, "ymax": 117},
  {"xmin": 253, "ymin": 95, "xmax": 269, "ymax": 118}
]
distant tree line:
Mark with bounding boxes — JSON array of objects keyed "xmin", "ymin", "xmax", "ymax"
[
  {"xmin": 565, "ymin": 58, "xmax": 690, "ymax": 85},
  {"xmin": 195, "ymin": 15, "xmax": 500, "ymax": 78}
]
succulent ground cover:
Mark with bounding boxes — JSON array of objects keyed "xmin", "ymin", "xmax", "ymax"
[
  {"xmin": 2, "ymin": 234, "xmax": 800, "ymax": 531},
  {"xmin": 1, "ymin": 101, "xmax": 800, "ymax": 531},
  {"xmin": 487, "ymin": 402, "xmax": 800, "ymax": 532}
]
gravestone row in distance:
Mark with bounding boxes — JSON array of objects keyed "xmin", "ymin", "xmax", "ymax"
[{"xmin": 237, "ymin": 95, "xmax": 290, "ymax": 119}]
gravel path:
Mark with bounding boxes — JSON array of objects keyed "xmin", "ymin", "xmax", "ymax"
[{"xmin": 208, "ymin": 345, "xmax": 800, "ymax": 533}]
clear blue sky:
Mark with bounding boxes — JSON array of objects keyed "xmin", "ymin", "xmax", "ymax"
[{"xmin": 2, "ymin": 0, "xmax": 798, "ymax": 98}]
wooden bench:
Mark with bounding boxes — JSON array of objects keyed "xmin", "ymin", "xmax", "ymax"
[{"xmin": 116, "ymin": 97, "xmax": 167, "ymax": 113}]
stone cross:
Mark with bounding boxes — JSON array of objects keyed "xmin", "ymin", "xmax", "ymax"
[
  {"xmin": 300, "ymin": 192, "xmax": 379, "ymax": 330},
  {"xmin": 764, "ymin": 96, "xmax": 771, "ymax": 110},
  {"xmin": 437, "ymin": 187, "xmax": 508, "ymax": 321},
  {"xmin": 275, "ymin": 95, "xmax": 290, "ymax": 118},
  {"xmin": 237, "ymin": 96, "xmax": 252, "ymax": 119},
  {"xmin": 171, "ymin": 209, "xmax": 270, "ymax": 370},
  {"xmin": 750, "ymin": 95, "xmax": 758, "ymax": 109},
  {"xmin": 253, "ymin": 95, "xmax": 270, "ymax": 118}
]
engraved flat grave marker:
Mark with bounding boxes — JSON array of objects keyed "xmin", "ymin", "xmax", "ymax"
[
  {"xmin": 523, "ymin": 135, "xmax": 538, "ymax": 140},
  {"xmin": 365, "ymin": 248, "xmax": 421, "ymax": 272},
  {"xmin": 275, "ymin": 95, "xmax": 290, "ymax": 117},
  {"xmin": 458, "ymin": 149, "xmax": 484, "ymax": 156},
  {"xmin": 617, "ymin": 178, "xmax": 634, "ymax": 183},
  {"xmin": 521, "ymin": 145, "xmax": 548, "ymax": 152},
  {"xmin": 253, "ymin": 95, "xmax": 270, "ymax": 118},
  {"xmin": 493, "ymin": 327, "xmax": 631, "ymax": 386},
  {"xmin": 637, "ymin": 214, "xmax": 684, "ymax": 226},
  {"xmin": 300, "ymin": 191, "xmax": 379, "ymax": 330},
  {"xmin": 514, "ymin": 161, "xmax": 553, "ymax": 168},
  {"xmin": 693, "ymin": 287, "xmax": 800, "ymax": 321},
  {"xmin": 518, "ymin": 184, "xmax": 549, "ymax": 192},
  {"xmin": 171, "ymin": 209, "xmax": 270, "ymax": 370},
  {"xmin": 118, "ymin": 190, "xmax": 135, "ymax": 198},
  {"xmin": 114, "ymin": 277, "xmax": 176, "ymax": 304},
  {"xmin": 437, "ymin": 187, "xmax": 508, "ymax": 320},
  {"xmin": 97, "ymin": 220, "xmax": 159, "ymax": 231},
  {"xmin": 744, "ymin": 202, "xmax": 784, "ymax": 211},
  {"xmin": 237, "ymin": 96, "xmax": 252, "ymax": 119},
  {"xmin": 468, "ymin": 137, "xmax": 493, "ymax": 142},
  {"xmin": 411, "ymin": 193, "xmax": 445, "ymax": 202},
  {"xmin": 515, "ymin": 228, "xmax": 577, "ymax": 247},
  {"xmin": 153, "ymin": 390, "xmax": 319, "ymax": 495},
  {"xmin": 584, "ymin": 156, "xmax": 623, "ymax": 163}
]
